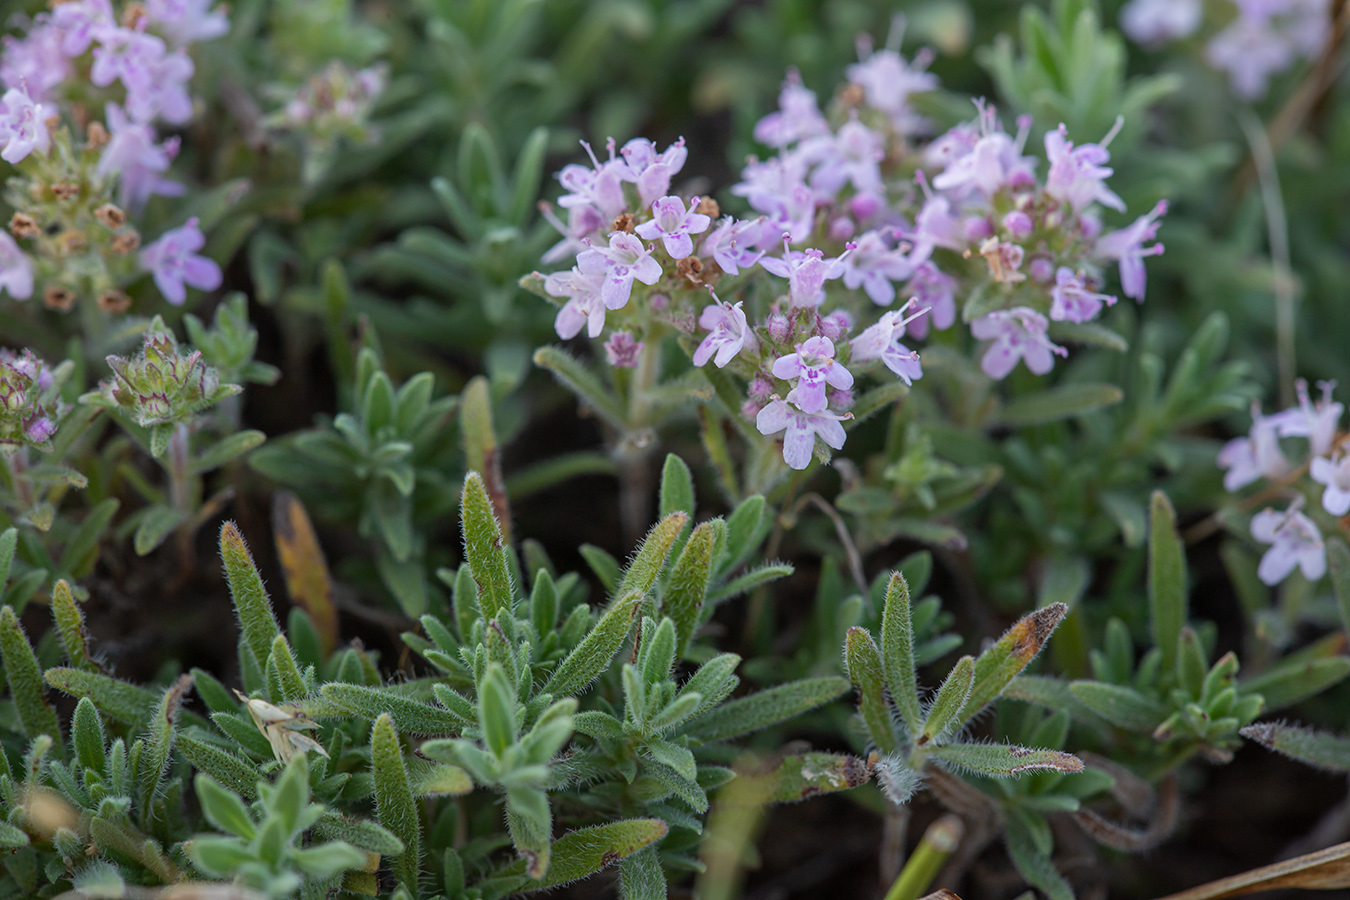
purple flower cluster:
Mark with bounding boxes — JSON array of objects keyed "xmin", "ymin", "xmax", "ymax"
[
  {"xmin": 1218, "ymin": 379, "xmax": 1345, "ymax": 585},
  {"xmin": 536, "ymin": 41, "xmax": 1170, "ymax": 472},
  {"xmin": 1120, "ymin": 0, "xmax": 1329, "ymax": 98},
  {"xmin": 1, "ymin": 0, "xmax": 228, "ymax": 205}
]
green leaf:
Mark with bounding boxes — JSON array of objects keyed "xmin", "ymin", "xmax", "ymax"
[
  {"xmin": 479, "ymin": 664, "xmax": 517, "ymax": 757},
  {"xmin": 58, "ymin": 498, "xmax": 119, "ymax": 578},
  {"xmin": 71, "ymin": 697, "xmax": 106, "ymax": 773},
  {"xmin": 292, "ymin": 841, "xmax": 367, "ymax": 879},
  {"xmin": 921, "ymin": 655, "xmax": 975, "ymax": 745},
  {"xmin": 958, "ymin": 604, "xmax": 1067, "ymax": 723},
  {"xmin": 1242, "ymin": 721, "xmax": 1350, "ymax": 772},
  {"xmin": 0, "ymin": 528, "xmax": 16, "ymax": 589},
  {"xmin": 723, "ymin": 495, "xmax": 766, "ymax": 568},
  {"xmin": 1, "ymin": 606, "xmax": 62, "ymax": 744},
  {"xmin": 133, "ymin": 505, "xmax": 188, "ymax": 556},
  {"xmin": 707, "ymin": 563, "xmax": 794, "ymax": 604},
  {"xmin": 752, "ymin": 752, "xmax": 872, "ymax": 803},
  {"xmin": 930, "ymin": 742, "xmax": 1083, "ymax": 777},
  {"xmin": 544, "ymin": 591, "xmax": 641, "ymax": 697},
  {"xmin": 1005, "ymin": 812, "xmax": 1075, "ymax": 900},
  {"xmin": 617, "ymin": 513, "xmax": 690, "ymax": 600},
  {"xmin": 0, "ymin": 821, "xmax": 28, "ymax": 848},
  {"xmin": 1149, "ymin": 492, "xmax": 1187, "ymax": 675},
  {"xmin": 685, "ymin": 677, "xmax": 850, "ymax": 743},
  {"xmin": 533, "ymin": 345, "xmax": 628, "ymax": 430},
  {"xmin": 620, "ymin": 846, "xmax": 666, "ymax": 900},
  {"xmin": 1328, "ymin": 538, "xmax": 1350, "ymax": 639},
  {"xmin": 322, "ymin": 683, "xmax": 466, "ymax": 734},
  {"xmin": 579, "ymin": 544, "xmax": 621, "ymax": 593},
  {"xmin": 314, "ymin": 811, "xmax": 406, "ymax": 855},
  {"xmin": 501, "ymin": 819, "xmax": 669, "ymax": 889},
  {"xmin": 191, "ymin": 430, "xmax": 266, "ymax": 473},
  {"xmin": 1068, "ymin": 681, "xmax": 1166, "ymax": 731},
  {"xmin": 266, "ymin": 635, "xmax": 308, "ymax": 703},
  {"xmin": 372, "ymin": 714, "xmax": 421, "ymax": 892},
  {"xmin": 461, "ymin": 472, "xmax": 514, "ymax": 620},
  {"xmin": 195, "ymin": 774, "xmax": 256, "ymax": 839},
  {"xmin": 880, "ymin": 572, "xmax": 922, "ymax": 737},
  {"xmin": 45, "ymin": 668, "xmax": 158, "ymax": 727},
  {"xmin": 176, "ymin": 734, "xmax": 259, "ymax": 798},
  {"xmin": 996, "ymin": 382, "xmax": 1123, "ymax": 427},
  {"xmin": 408, "ymin": 761, "xmax": 472, "ymax": 796},
  {"xmin": 507, "ymin": 785, "xmax": 552, "ymax": 879},
  {"xmin": 845, "ymin": 627, "xmax": 896, "ymax": 754},
  {"xmin": 219, "ymin": 522, "xmax": 281, "ymax": 670},
  {"xmin": 664, "ymin": 520, "xmax": 716, "ymax": 655},
  {"xmin": 140, "ymin": 674, "xmax": 192, "ymax": 803},
  {"xmin": 1243, "ymin": 656, "xmax": 1350, "ymax": 711},
  {"xmin": 659, "ymin": 454, "xmax": 696, "ymax": 521},
  {"xmin": 51, "ymin": 579, "xmax": 98, "ymax": 672}
]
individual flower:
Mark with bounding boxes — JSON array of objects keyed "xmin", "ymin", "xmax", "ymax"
[
  {"xmin": 1251, "ymin": 502, "xmax": 1326, "ymax": 585},
  {"xmin": 902, "ymin": 262, "xmax": 956, "ymax": 340},
  {"xmin": 604, "ymin": 331, "xmax": 644, "ymax": 368},
  {"xmin": 635, "ymin": 195, "xmax": 711, "ymax": 259},
  {"xmin": 1217, "ymin": 405, "xmax": 1290, "ymax": 491},
  {"xmin": 1044, "ymin": 120, "xmax": 1126, "ymax": 213},
  {"xmin": 1311, "ymin": 452, "xmax": 1350, "ymax": 516},
  {"xmin": 126, "ymin": 49, "xmax": 194, "ymax": 125},
  {"xmin": 969, "ymin": 307, "xmax": 1067, "ymax": 379},
  {"xmin": 730, "ymin": 155, "xmax": 816, "ymax": 243},
  {"xmin": 539, "ymin": 201, "xmax": 607, "ymax": 264},
  {"xmin": 754, "ymin": 70, "xmax": 829, "ymax": 148},
  {"xmin": 756, "ymin": 391, "xmax": 849, "ymax": 470},
  {"xmin": 576, "ymin": 231, "xmax": 662, "ymax": 309},
  {"xmin": 930, "ymin": 102, "xmax": 1036, "ymax": 199},
  {"xmin": 1049, "ymin": 267, "xmax": 1117, "ymax": 323},
  {"xmin": 0, "ymin": 87, "xmax": 52, "ymax": 165},
  {"xmin": 557, "ymin": 138, "xmax": 629, "ymax": 221},
  {"xmin": 772, "ymin": 336, "xmax": 854, "ymax": 414},
  {"xmin": 1120, "ymin": 0, "xmax": 1203, "ymax": 44},
  {"xmin": 692, "ymin": 296, "xmax": 750, "ymax": 368},
  {"xmin": 1271, "ymin": 378, "xmax": 1342, "ymax": 457},
  {"xmin": 145, "ymin": 0, "xmax": 231, "ymax": 47},
  {"xmin": 544, "ymin": 267, "xmax": 608, "ymax": 339},
  {"xmin": 0, "ymin": 233, "xmax": 34, "ymax": 301},
  {"xmin": 618, "ymin": 137, "xmax": 688, "ymax": 207},
  {"xmin": 90, "ymin": 26, "xmax": 166, "ymax": 96},
  {"xmin": 850, "ymin": 301, "xmax": 927, "ymax": 385},
  {"xmin": 758, "ymin": 244, "xmax": 849, "ymax": 309},
  {"xmin": 1, "ymin": 24, "xmax": 72, "ymax": 100},
  {"xmin": 839, "ymin": 230, "xmax": 926, "ymax": 306},
  {"xmin": 96, "ymin": 103, "xmax": 184, "ymax": 209},
  {"xmin": 139, "ymin": 218, "xmax": 222, "ymax": 306},
  {"xmin": 701, "ymin": 216, "xmax": 764, "ymax": 276},
  {"xmin": 50, "ymin": 0, "xmax": 115, "ymax": 57},
  {"xmin": 847, "ymin": 41, "xmax": 938, "ymax": 134},
  {"xmin": 1096, "ymin": 200, "xmax": 1167, "ymax": 301},
  {"xmin": 804, "ymin": 118, "xmax": 886, "ymax": 197}
]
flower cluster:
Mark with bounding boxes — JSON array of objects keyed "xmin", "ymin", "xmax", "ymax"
[
  {"xmin": 95, "ymin": 317, "xmax": 240, "ymax": 428},
  {"xmin": 0, "ymin": 350, "xmax": 60, "ymax": 453},
  {"xmin": 1119, "ymin": 0, "xmax": 1329, "ymax": 98},
  {"xmin": 0, "ymin": 0, "xmax": 228, "ymax": 312},
  {"xmin": 1218, "ymin": 379, "xmax": 1345, "ymax": 585},
  {"xmin": 536, "ymin": 41, "xmax": 1169, "ymax": 471}
]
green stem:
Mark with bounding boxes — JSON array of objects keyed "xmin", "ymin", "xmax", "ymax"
[{"xmin": 883, "ymin": 814, "xmax": 963, "ymax": 900}]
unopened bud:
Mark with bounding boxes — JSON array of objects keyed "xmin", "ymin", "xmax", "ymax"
[
  {"xmin": 9, "ymin": 213, "xmax": 38, "ymax": 239},
  {"xmin": 610, "ymin": 212, "xmax": 636, "ymax": 234},
  {"xmin": 676, "ymin": 255, "xmax": 706, "ymax": 286},
  {"xmin": 695, "ymin": 197, "xmax": 720, "ymax": 219},
  {"xmin": 51, "ymin": 183, "xmax": 79, "ymax": 201},
  {"xmin": 94, "ymin": 204, "xmax": 126, "ymax": 228},
  {"xmin": 59, "ymin": 230, "xmax": 88, "ymax": 254}
]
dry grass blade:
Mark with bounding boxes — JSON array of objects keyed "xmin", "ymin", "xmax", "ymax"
[
  {"xmin": 1151, "ymin": 840, "xmax": 1350, "ymax": 900},
  {"xmin": 272, "ymin": 490, "xmax": 338, "ymax": 655}
]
